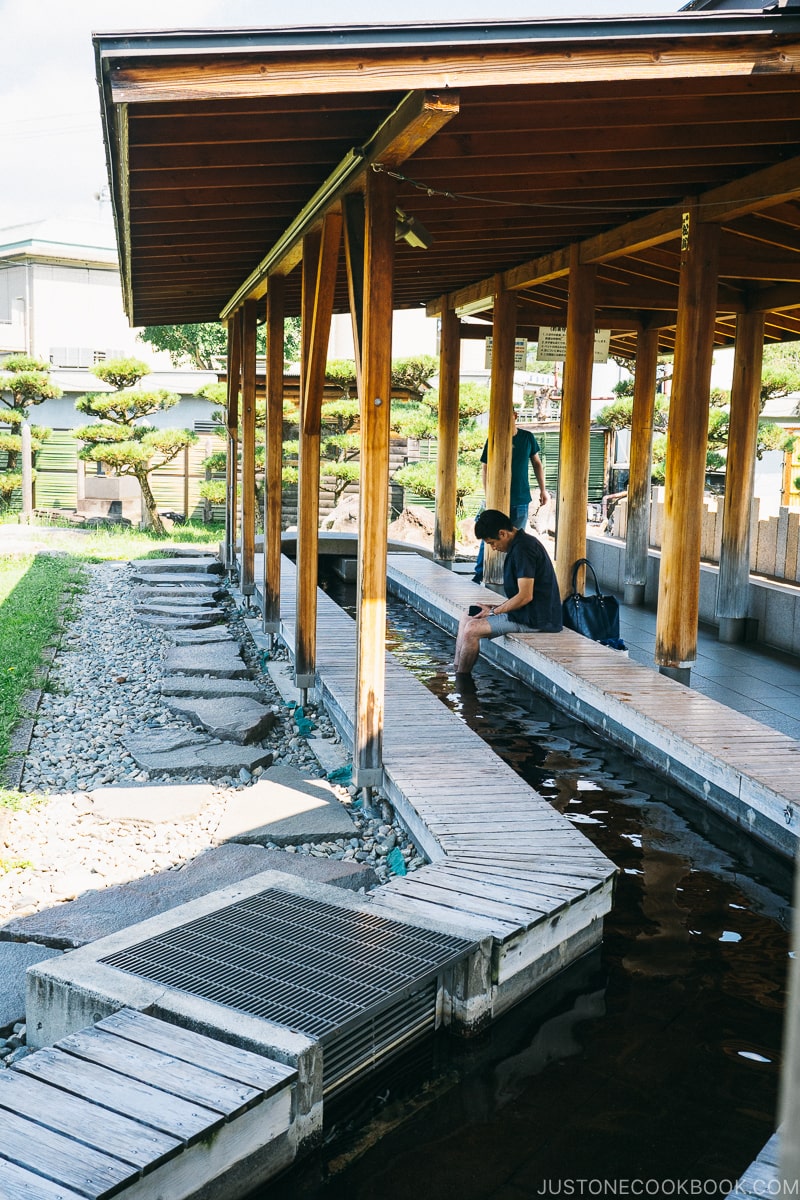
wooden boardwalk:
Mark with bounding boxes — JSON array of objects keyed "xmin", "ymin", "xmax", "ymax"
[
  {"xmin": 386, "ymin": 553, "xmax": 800, "ymax": 859},
  {"xmin": 0, "ymin": 1008, "xmax": 296, "ymax": 1200},
  {"xmin": 274, "ymin": 556, "xmax": 617, "ymax": 1021}
]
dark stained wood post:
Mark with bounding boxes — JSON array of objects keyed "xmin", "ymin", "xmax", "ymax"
[
  {"xmin": 354, "ymin": 165, "xmax": 396, "ymax": 789},
  {"xmin": 624, "ymin": 324, "xmax": 660, "ymax": 606},
  {"xmin": 555, "ymin": 244, "xmax": 596, "ymax": 598},
  {"xmin": 434, "ymin": 301, "xmax": 461, "ymax": 562},
  {"xmin": 224, "ymin": 311, "xmax": 242, "ymax": 573},
  {"xmin": 295, "ymin": 214, "xmax": 342, "ymax": 690},
  {"xmin": 655, "ymin": 208, "xmax": 720, "ymax": 681},
  {"xmin": 483, "ymin": 282, "xmax": 517, "ymax": 585},
  {"xmin": 716, "ymin": 310, "xmax": 765, "ymax": 642},
  {"xmin": 295, "ymin": 230, "xmax": 322, "ymax": 690},
  {"xmin": 240, "ymin": 299, "xmax": 258, "ymax": 598},
  {"xmin": 263, "ymin": 275, "xmax": 285, "ymax": 635}
]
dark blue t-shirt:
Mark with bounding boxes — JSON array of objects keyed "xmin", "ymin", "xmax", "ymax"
[
  {"xmin": 480, "ymin": 428, "xmax": 542, "ymax": 507},
  {"xmin": 503, "ymin": 529, "xmax": 562, "ymax": 632}
]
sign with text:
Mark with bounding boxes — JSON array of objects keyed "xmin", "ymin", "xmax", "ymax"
[
  {"xmin": 537, "ymin": 326, "xmax": 611, "ymax": 364},
  {"xmin": 484, "ymin": 337, "xmax": 529, "ymax": 370}
]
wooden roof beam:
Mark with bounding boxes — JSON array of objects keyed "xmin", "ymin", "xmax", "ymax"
[
  {"xmin": 220, "ymin": 89, "xmax": 458, "ymax": 319},
  {"xmin": 429, "ymin": 152, "xmax": 800, "ymax": 319}
]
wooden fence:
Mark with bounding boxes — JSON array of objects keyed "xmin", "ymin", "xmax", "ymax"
[{"xmin": 610, "ymin": 487, "xmax": 800, "ymax": 583}]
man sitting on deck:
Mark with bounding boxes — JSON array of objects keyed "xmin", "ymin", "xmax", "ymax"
[{"xmin": 453, "ymin": 509, "xmax": 562, "ymax": 676}]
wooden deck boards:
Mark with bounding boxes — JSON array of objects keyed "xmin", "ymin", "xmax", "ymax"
[
  {"xmin": 386, "ymin": 553, "xmax": 800, "ymax": 858},
  {"xmin": 0, "ymin": 1009, "xmax": 296, "ymax": 1200},
  {"xmin": 274, "ymin": 554, "xmax": 616, "ymax": 975}
]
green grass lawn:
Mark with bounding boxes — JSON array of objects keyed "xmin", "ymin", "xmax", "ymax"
[
  {"xmin": 0, "ymin": 553, "xmax": 85, "ymax": 774},
  {"xmin": 0, "ymin": 520, "xmax": 226, "ymax": 779}
]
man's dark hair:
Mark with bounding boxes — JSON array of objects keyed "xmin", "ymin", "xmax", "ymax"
[{"xmin": 474, "ymin": 509, "xmax": 515, "ymax": 540}]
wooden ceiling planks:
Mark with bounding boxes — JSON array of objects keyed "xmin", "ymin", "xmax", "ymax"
[{"xmin": 94, "ymin": 15, "xmax": 800, "ymax": 348}]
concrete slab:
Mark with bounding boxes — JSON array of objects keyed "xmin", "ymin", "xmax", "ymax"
[
  {"xmin": 305, "ymin": 734, "xmax": 349, "ymax": 776},
  {"xmin": 89, "ymin": 783, "xmax": 219, "ymax": 824},
  {"xmin": 267, "ymin": 661, "xmax": 312, "ymax": 708},
  {"xmin": 161, "ymin": 675, "xmax": 262, "ymax": 699},
  {"xmin": 136, "ymin": 602, "xmax": 224, "ymax": 618},
  {"xmin": 0, "ymin": 844, "xmax": 372, "ymax": 950},
  {"xmin": 165, "ymin": 696, "xmax": 277, "ymax": 744},
  {"xmin": 165, "ymin": 643, "xmax": 250, "ymax": 678},
  {"xmin": 0, "ymin": 943, "xmax": 62, "ymax": 1029},
  {"xmin": 216, "ymin": 766, "xmax": 356, "ymax": 845}
]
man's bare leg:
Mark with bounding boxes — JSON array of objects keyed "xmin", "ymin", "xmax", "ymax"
[{"xmin": 453, "ymin": 613, "xmax": 492, "ymax": 675}]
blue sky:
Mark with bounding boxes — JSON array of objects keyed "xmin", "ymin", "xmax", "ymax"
[{"xmin": 0, "ymin": 0, "xmax": 682, "ymax": 230}]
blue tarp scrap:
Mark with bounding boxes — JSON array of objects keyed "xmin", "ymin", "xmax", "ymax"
[{"xmin": 386, "ymin": 847, "xmax": 407, "ymax": 876}]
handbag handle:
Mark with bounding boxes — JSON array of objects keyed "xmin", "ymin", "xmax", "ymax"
[{"xmin": 570, "ymin": 557, "xmax": 602, "ymax": 598}]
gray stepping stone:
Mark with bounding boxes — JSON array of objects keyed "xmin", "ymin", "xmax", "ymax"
[
  {"xmin": 136, "ymin": 612, "xmax": 223, "ymax": 630},
  {"xmin": 165, "ymin": 696, "xmax": 277, "ymax": 744},
  {"xmin": 216, "ymin": 765, "xmax": 356, "ymax": 845},
  {"xmin": 0, "ymin": 942, "xmax": 62, "ymax": 1026},
  {"xmin": 0, "ymin": 845, "xmax": 377, "ymax": 951},
  {"xmin": 131, "ymin": 571, "xmax": 223, "ymax": 587},
  {"xmin": 135, "ymin": 602, "xmax": 224, "ymax": 619},
  {"xmin": 165, "ymin": 644, "xmax": 250, "ymax": 678},
  {"xmin": 161, "ymin": 675, "xmax": 261, "ymax": 699},
  {"xmin": 89, "ymin": 783, "xmax": 219, "ymax": 824},
  {"xmin": 128, "ymin": 742, "xmax": 274, "ymax": 776},
  {"xmin": 123, "ymin": 728, "xmax": 211, "ymax": 756},
  {"xmin": 136, "ymin": 591, "xmax": 219, "ymax": 608},
  {"xmin": 170, "ymin": 626, "xmax": 235, "ymax": 646},
  {"xmin": 131, "ymin": 558, "xmax": 224, "ymax": 575}
]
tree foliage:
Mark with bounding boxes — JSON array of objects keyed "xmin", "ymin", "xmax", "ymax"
[
  {"xmin": 138, "ymin": 318, "xmax": 302, "ymax": 370},
  {"xmin": 759, "ymin": 343, "xmax": 800, "ymax": 412},
  {"xmin": 0, "ymin": 355, "xmax": 59, "ymax": 509},
  {"xmin": 75, "ymin": 358, "xmax": 196, "ymax": 535}
]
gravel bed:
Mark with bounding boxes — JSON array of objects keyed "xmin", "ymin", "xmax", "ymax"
[{"xmin": 1, "ymin": 558, "xmax": 426, "ymax": 929}]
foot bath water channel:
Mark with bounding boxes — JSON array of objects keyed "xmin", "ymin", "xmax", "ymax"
[{"xmin": 259, "ymin": 581, "xmax": 792, "ymax": 1199}]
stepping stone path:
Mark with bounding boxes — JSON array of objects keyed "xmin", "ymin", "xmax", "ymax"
[{"xmin": 125, "ymin": 556, "xmax": 277, "ymax": 769}]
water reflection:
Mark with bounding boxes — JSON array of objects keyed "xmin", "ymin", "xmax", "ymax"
[{"xmin": 259, "ymin": 591, "xmax": 792, "ymax": 1199}]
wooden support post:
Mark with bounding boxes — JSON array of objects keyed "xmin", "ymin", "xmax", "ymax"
[
  {"xmin": 295, "ymin": 231, "xmax": 322, "ymax": 690},
  {"xmin": 483, "ymin": 283, "xmax": 517, "ymax": 585},
  {"xmin": 342, "ymin": 193, "xmax": 365, "ymax": 395},
  {"xmin": 434, "ymin": 302, "xmax": 461, "ymax": 562},
  {"xmin": 354, "ymin": 165, "xmax": 396, "ymax": 789},
  {"xmin": 655, "ymin": 210, "xmax": 720, "ymax": 681},
  {"xmin": 240, "ymin": 299, "xmax": 258, "ymax": 598},
  {"xmin": 225, "ymin": 311, "xmax": 242, "ymax": 573},
  {"xmin": 623, "ymin": 325, "xmax": 660, "ymax": 606},
  {"xmin": 555, "ymin": 245, "xmax": 596, "ymax": 598},
  {"xmin": 263, "ymin": 276, "xmax": 285, "ymax": 635},
  {"xmin": 716, "ymin": 311, "xmax": 765, "ymax": 643}
]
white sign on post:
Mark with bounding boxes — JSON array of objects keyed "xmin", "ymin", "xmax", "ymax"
[
  {"xmin": 484, "ymin": 337, "xmax": 529, "ymax": 370},
  {"xmin": 536, "ymin": 326, "xmax": 611, "ymax": 364}
]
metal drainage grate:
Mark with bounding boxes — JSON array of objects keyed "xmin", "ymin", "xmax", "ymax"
[{"xmin": 101, "ymin": 888, "xmax": 475, "ymax": 1096}]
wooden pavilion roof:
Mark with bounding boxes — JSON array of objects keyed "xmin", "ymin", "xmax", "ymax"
[{"xmin": 94, "ymin": 10, "xmax": 800, "ymax": 358}]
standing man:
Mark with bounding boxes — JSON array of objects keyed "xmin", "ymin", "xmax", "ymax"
[
  {"xmin": 454, "ymin": 509, "xmax": 562, "ymax": 676},
  {"xmin": 472, "ymin": 409, "xmax": 548, "ymax": 583}
]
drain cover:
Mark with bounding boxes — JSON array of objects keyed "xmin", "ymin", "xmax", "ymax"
[{"xmin": 101, "ymin": 887, "xmax": 474, "ymax": 1042}]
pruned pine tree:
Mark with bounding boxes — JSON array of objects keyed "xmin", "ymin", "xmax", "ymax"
[
  {"xmin": 75, "ymin": 358, "xmax": 196, "ymax": 535},
  {"xmin": 0, "ymin": 355, "xmax": 58, "ymax": 510}
]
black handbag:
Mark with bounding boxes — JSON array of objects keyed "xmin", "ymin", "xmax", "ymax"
[{"xmin": 562, "ymin": 558, "xmax": 620, "ymax": 642}]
